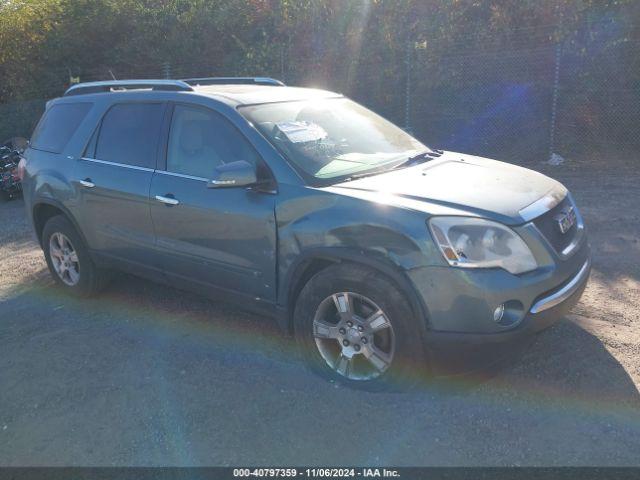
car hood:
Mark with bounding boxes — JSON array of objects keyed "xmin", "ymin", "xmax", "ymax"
[{"xmin": 326, "ymin": 151, "xmax": 567, "ymax": 225}]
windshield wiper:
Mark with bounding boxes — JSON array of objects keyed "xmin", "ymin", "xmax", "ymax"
[
  {"xmin": 392, "ymin": 149, "xmax": 443, "ymax": 170},
  {"xmin": 336, "ymin": 150, "xmax": 444, "ymax": 183}
]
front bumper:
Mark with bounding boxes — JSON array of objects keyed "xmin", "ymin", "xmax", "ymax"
[
  {"xmin": 423, "ymin": 260, "xmax": 589, "ymax": 377},
  {"xmin": 408, "ymin": 231, "xmax": 590, "ymax": 335},
  {"xmin": 408, "ymin": 235, "xmax": 591, "ymax": 376},
  {"xmin": 425, "ymin": 257, "xmax": 590, "ymax": 347}
]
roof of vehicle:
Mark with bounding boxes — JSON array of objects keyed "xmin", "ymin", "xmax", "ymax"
[
  {"xmin": 61, "ymin": 78, "xmax": 342, "ymax": 107},
  {"xmin": 192, "ymin": 84, "xmax": 342, "ymax": 106}
]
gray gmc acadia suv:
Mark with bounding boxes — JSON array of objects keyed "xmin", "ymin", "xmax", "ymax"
[{"xmin": 21, "ymin": 77, "xmax": 591, "ymax": 390}]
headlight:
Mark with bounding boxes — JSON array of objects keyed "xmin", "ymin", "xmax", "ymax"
[{"xmin": 428, "ymin": 217, "xmax": 537, "ymax": 275}]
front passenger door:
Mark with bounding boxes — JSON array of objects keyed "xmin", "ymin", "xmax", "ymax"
[{"xmin": 149, "ymin": 103, "xmax": 277, "ymax": 303}]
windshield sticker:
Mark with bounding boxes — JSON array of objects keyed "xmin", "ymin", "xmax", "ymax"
[{"xmin": 275, "ymin": 121, "xmax": 328, "ymax": 143}]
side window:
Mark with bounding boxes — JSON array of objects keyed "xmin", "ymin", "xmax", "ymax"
[
  {"xmin": 30, "ymin": 103, "xmax": 92, "ymax": 154},
  {"xmin": 167, "ymin": 105, "xmax": 259, "ymax": 179},
  {"xmin": 83, "ymin": 127, "xmax": 98, "ymax": 158},
  {"xmin": 94, "ymin": 103, "xmax": 164, "ymax": 169}
]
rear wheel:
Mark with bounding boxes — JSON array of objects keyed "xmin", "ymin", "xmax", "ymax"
[
  {"xmin": 42, "ymin": 215, "xmax": 109, "ymax": 297},
  {"xmin": 294, "ymin": 263, "xmax": 429, "ymax": 390},
  {"xmin": 48, "ymin": 231, "xmax": 80, "ymax": 286}
]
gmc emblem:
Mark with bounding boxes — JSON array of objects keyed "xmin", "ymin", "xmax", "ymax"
[{"xmin": 555, "ymin": 206, "xmax": 576, "ymax": 234}]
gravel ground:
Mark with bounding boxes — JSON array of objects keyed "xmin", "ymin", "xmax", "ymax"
[{"xmin": 0, "ymin": 162, "xmax": 639, "ymax": 466}]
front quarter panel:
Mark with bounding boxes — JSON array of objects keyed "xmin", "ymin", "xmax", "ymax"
[{"xmin": 275, "ymin": 184, "xmax": 444, "ymax": 307}]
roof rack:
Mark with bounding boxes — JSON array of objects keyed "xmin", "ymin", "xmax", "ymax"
[
  {"xmin": 182, "ymin": 77, "xmax": 285, "ymax": 87},
  {"xmin": 64, "ymin": 80, "xmax": 194, "ymax": 97}
]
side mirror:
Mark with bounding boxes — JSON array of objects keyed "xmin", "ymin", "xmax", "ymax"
[{"xmin": 207, "ymin": 161, "xmax": 257, "ymax": 188}]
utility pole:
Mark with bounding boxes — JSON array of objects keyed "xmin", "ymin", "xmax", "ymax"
[
  {"xmin": 404, "ymin": 36, "xmax": 412, "ymax": 133},
  {"xmin": 548, "ymin": 40, "xmax": 562, "ymax": 161},
  {"xmin": 548, "ymin": 3, "xmax": 563, "ymax": 163},
  {"xmin": 162, "ymin": 62, "xmax": 172, "ymax": 80},
  {"xmin": 280, "ymin": 44, "xmax": 285, "ymax": 82}
]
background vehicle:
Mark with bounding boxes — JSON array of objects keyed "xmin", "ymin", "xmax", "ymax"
[
  {"xmin": 21, "ymin": 78, "xmax": 590, "ymax": 390},
  {"xmin": 0, "ymin": 143, "xmax": 23, "ymax": 200}
]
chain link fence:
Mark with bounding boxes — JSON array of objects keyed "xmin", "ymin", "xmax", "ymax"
[
  {"xmin": 406, "ymin": 44, "xmax": 559, "ymax": 163},
  {"xmin": 1, "ymin": 24, "xmax": 638, "ymax": 165},
  {"xmin": 342, "ymin": 24, "xmax": 639, "ymax": 164}
]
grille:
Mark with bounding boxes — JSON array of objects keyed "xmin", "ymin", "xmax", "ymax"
[{"xmin": 533, "ymin": 195, "xmax": 578, "ymax": 254}]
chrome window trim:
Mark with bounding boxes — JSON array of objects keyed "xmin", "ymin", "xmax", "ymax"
[
  {"xmin": 154, "ymin": 170, "xmax": 209, "ymax": 182},
  {"xmin": 80, "ymin": 157, "xmax": 154, "ymax": 172},
  {"xmin": 530, "ymin": 258, "xmax": 591, "ymax": 314}
]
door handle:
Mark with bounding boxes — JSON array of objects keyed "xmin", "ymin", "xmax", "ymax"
[
  {"xmin": 79, "ymin": 179, "xmax": 95, "ymax": 188},
  {"xmin": 155, "ymin": 194, "xmax": 179, "ymax": 206}
]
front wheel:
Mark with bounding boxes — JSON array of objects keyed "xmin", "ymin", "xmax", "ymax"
[{"xmin": 293, "ymin": 263, "xmax": 429, "ymax": 391}]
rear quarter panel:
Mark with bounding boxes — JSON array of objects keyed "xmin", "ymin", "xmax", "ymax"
[{"xmin": 23, "ymin": 98, "xmax": 106, "ymax": 241}]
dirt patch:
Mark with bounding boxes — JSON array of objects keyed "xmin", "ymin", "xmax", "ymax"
[{"xmin": 0, "ymin": 161, "xmax": 639, "ymax": 466}]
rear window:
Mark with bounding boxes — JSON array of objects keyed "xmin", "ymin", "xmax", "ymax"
[
  {"xmin": 94, "ymin": 103, "xmax": 164, "ymax": 169},
  {"xmin": 30, "ymin": 103, "xmax": 92, "ymax": 154}
]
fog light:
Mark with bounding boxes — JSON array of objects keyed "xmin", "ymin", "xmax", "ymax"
[{"xmin": 493, "ymin": 300, "xmax": 525, "ymax": 328}]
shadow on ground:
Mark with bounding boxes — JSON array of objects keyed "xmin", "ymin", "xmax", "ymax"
[{"xmin": 1, "ymin": 274, "xmax": 639, "ymax": 466}]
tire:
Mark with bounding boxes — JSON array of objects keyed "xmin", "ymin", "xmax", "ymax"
[
  {"xmin": 42, "ymin": 215, "xmax": 109, "ymax": 297},
  {"xmin": 293, "ymin": 263, "xmax": 429, "ymax": 391}
]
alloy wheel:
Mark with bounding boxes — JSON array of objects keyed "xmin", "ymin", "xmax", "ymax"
[
  {"xmin": 49, "ymin": 232, "xmax": 80, "ymax": 286},
  {"xmin": 313, "ymin": 292, "xmax": 395, "ymax": 381}
]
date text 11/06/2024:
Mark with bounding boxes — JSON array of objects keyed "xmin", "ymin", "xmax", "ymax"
[{"xmin": 232, "ymin": 468, "xmax": 401, "ymax": 478}]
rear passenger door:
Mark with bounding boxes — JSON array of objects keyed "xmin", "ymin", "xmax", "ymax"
[
  {"xmin": 74, "ymin": 102, "xmax": 166, "ymax": 274},
  {"xmin": 149, "ymin": 102, "xmax": 277, "ymax": 303}
]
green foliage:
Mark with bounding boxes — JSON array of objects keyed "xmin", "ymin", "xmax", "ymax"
[
  {"xmin": 0, "ymin": 0, "xmax": 632, "ymax": 102},
  {"xmin": 0, "ymin": 0, "xmax": 638, "ymax": 153}
]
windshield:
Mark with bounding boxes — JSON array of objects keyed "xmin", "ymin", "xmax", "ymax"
[{"xmin": 239, "ymin": 98, "xmax": 428, "ymax": 184}]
